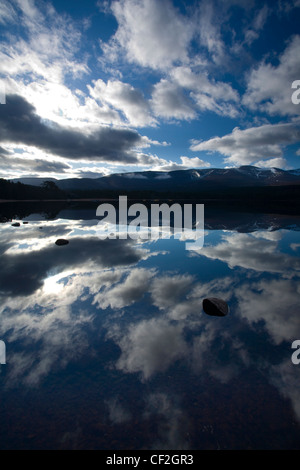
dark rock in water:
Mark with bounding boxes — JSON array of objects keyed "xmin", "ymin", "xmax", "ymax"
[
  {"xmin": 23, "ymin": 221, "xmax": 29, "ymax": 224},
  {"xmin": 0, "ymin": 217, "xmax": 9, "ymax": 223},
  {"xmin": 202, "ymin": 297, "xmax": 229, "ymax": 317},
  {"xmin": 55, "ymin": 239, "xmax": 69, "ymax": 246},
  {"xmin": 11, "ymin": 222, "xmax": 20, "ymax": 227}
]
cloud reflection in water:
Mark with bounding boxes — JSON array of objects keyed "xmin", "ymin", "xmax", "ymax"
[{"xmin": 0, "ymin": 215, "xmax": 299, "ymax": 448}]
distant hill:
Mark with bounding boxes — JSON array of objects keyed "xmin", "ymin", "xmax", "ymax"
[{"xmin": 11, "ymin": 166, "xmax": 300, "ymax": 193}]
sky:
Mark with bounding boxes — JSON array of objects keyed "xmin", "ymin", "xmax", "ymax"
[{"xmin": 0, "ymin": 0, "xmax": 300, "ymax": 180}]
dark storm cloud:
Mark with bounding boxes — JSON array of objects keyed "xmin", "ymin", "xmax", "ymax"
[{"xmin": 0, "ymin": 95, "xmax": 145, "ymax": 163}]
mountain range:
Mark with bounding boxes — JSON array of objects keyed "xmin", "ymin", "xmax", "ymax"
[{"xmin": 11, "ymin": 166, "xmax": 300, "ymax": 193}]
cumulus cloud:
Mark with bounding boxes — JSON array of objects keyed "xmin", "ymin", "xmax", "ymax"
[
  {"xmin": 102, "ymin": 0, "xmax": 194, "ymax": 70},
  {"xmin": 88, "ymin": 79, "xmax": 156, "ymax": 127},
  {"xmin": 151, "ymin": 80, "xmax": 196, "ymax": 121},
  {"xmin": 150, "ymin": 68, "xmax": 239, "ymax": 121},
  {"xmin": 243, "ymin": 35, "xmax": 300, "ymax": 116},
  {"xmin": 171, "ymin": 66, "xmax": 240, "ymax": 118},
  {"xmin": 190, "ymin": 122, "xmax": 300, "ymax": 167}
]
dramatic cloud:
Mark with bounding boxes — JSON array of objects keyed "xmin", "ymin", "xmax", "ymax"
[
  {"xmin": 0, "ymin": 0, "xmax": 300, "ymax": 176},
  {"xmin": 190, "ymin": 122, "xmax": 300, "ymax": 167},
  {"xmin": 0, "ymin": 95, "xmax": 151, "ymax": 164}
]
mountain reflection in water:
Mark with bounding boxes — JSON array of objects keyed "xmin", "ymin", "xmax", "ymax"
[{"xmin": 0, "ymin": 202, "xmax": 299, "ymax": 450}]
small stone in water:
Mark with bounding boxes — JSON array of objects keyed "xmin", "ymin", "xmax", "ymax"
[
  {"xmin": 202, "ymin": 297, "xmax": 229, "ymax": 317},
  {"xmin": 55, "ymin": 239, "xmax": 69, "ymax": 246}
]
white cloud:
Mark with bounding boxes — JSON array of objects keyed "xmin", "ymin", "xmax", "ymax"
[
  {"xmin": 270, "ymin": 360, "xmax": 300, "ymax": 422},
  {"xmin": 151, "ymin": 79, "xmax": 196, "ymax": 121},
  {"xmin": 150, "ymin": 274, "xmax": 195, "ymax": 310},
  {"xmin": 236, "ymin": 278, "xmax": 300, "ymax": 344},
  {"xmin": 145, "ymin": 393, "xmax": 189, "ymax": 449},
  {"xmin": 103, "ymin": 0, "xmax": 194, "ymax": 70},
  {"xmin": 255, "ymin": 157, "xmax": 288, "ymax": 169},
  {"xmin": 196, "ymin": 0, "xmax": 226, "ymax": 65},
  {"xmin": 179, "ymin": 156, "xmax": 211, "ymax": 168},
  {"xmin": 109, "ymin": 316, "xmax": 188, "ymax": 380},
  {"xmin": 171, "ymin": 67, "xmax": 239, "ymax": 118},
  {"xmin": 0, "ymin": 1, "xmax": 88, "ymax": 83},
  {"xmin": 190, "ymin": 122, "xmax": 300, "ymax": 167},
  {"xmin": 106, "ymin": 397, "xmax": 132, "ymax": 424},
  {"xmin": 88, "ymin": 79, "xmax": 156, "ymax": 127},
  {"xmin": 243, "ymin": 5, "xmax": 269, "ymax": 46},
  {"xmin": 0, "ymin": 0, "xmax": 17, "ymax": 24},
  {"xmin": 93, "ymin": 268, "xmax": 156, "ymax": 309},
  {"xmin": 199, "ymin": 232, "xmax": 300, "ymax": 274},
  {"xmin": 243, "ymin": 35, "xmax": 300, "ymax": 116}
]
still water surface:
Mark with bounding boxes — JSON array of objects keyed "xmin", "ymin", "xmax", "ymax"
[{"xmin": 0, "ymin": 203, "xmax": 300, "ymax": 449}]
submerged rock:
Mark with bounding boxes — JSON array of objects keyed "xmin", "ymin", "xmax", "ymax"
[
  {"xmin": 11, "ymin": 222, "xmax": 20, "ymax": 227},
  {"xmin": 55, "ymin": 239, "xmax": 69, "ymax": 246},
  {"xmin": 202, "ymin": 297, "xmax": 229, "ymax": 317}
]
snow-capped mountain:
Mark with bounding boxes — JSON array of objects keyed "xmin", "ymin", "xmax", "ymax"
[{"xmin": 11, "ymin": 166, "xmax": 300, "ymax": 193}]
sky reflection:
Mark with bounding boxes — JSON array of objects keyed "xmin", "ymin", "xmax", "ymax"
[{"xmin": 0, "ymin": 210, "xmax": 299, "ymax": 449}]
